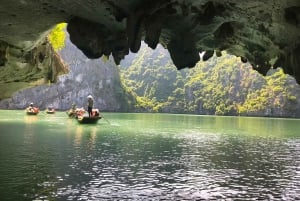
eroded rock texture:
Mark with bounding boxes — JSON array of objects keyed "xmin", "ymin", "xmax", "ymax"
[
  {"xmin": 0, "ymin": 38, "xmax": 69, "ymax": 99},
  {"xmin": 0, "ymin": 0, "xmax": 300, "ymax": 87}
]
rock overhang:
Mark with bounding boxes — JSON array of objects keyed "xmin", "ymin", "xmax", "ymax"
[{"xmin": 0, "ymin": 0, "xmax": 300, "ymax": 84}]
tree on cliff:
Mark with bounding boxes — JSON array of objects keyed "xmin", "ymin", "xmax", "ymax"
[
  {"xmin": 119, "ymin": 44, "xmax": 300, "ymax": 117},
  {"xmin": 48, "ymin": 23, "xmax": 67, "ymax": 51}
]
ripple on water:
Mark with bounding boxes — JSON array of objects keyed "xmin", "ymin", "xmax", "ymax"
[{"xmin": 32, "ymin": 130, "xmax": 300, "ymax": 200}]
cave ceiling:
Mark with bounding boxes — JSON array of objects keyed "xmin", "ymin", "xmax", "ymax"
[{"xmin": 0, "ymin": 0, "xmax": 300, "ymax": 84}]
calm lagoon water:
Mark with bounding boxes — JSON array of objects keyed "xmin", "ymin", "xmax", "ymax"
[{"xmin": 0, "ymin": 110, "xmax": 300, "ymax": 200}]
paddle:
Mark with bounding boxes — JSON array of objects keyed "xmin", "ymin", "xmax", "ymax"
[{"xmin": 101, "ymin": 115, "xmax": 111, "ymax": 124}]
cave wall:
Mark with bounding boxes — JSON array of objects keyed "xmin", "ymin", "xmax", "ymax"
[
  {"xmin": 65, "ymin": 1, "xmax": 300, "ymax": 82},
  {"xmin": 0, "ymin": 39, "xmax": 68, "ymax": 100},
  {"xmin": 0, "ymin": 0, "xmax": 300, "ymax": 96}
]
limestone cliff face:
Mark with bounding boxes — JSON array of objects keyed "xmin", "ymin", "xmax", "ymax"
[
  {"xmin": 120, "ymin": 44, "xmax": 300, "ymax": 117},
  {"xmin": 0, "ymin": 38, "xmax": 133, "ymax": 111}
]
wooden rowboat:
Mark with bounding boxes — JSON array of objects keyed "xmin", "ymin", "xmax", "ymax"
[
  {"xmin": 66, "ymin": 108, "xmax": 85, "ymax": 118},
  {"xmin": 26, "ymin": 107, "xmax": 39, "ymax": 115},
  {"xmin": 77, "ymin": 116, "xmax": 102, "ymax": 124},
  {"xmin": 45, "ymin": 109, "xmax": 55, "ymax": 114}
]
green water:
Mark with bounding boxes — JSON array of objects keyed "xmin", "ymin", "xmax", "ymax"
[{"xmin": 0, "ymin": 110, "xmax": 300, "ymax": 200}]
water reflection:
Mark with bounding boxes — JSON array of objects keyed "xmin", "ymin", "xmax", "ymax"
[
  {"xmin": 52, "ymin": 115, "xmax": 300, "ymax": 200},
  {"xmin": 87, "ymin": 127, "xmax": 97, "ymax": 151},
  {"xmin": 53, "ymin": 127, "xmax": 186, "ymax": 200},
  {"xmin": 23, "ymin": 115, "xmax": 38, "ymax": 145},
  {"xmin": 1, "ymin": 112, "xmax": 300, "ymax": 200},
  {"xmin": 73, "ymin": 125, "xmax": 98, "ymax": 148},
  {"xmin": 175, "ymin": 131, "xmax": 300, "ymax": 200},
  {"xmin": 74, "ymin": 125, "xmax": 83, "ymax": 146},
  {"xmin": 236, "ymin": 117, "xmax": 300, "ymax": 137},
  {"xmin": 23, "ymin": 115, "xmax": 38, "ymax": 124}
]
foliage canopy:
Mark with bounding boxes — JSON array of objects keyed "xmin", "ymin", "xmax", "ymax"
[
  {"xmin": 48, "ymin": 23, "xmax": 67, "ymax": 51},
  {"xmin": 119, "ymin": 44, "xmax": 300, "ymax": 117}
]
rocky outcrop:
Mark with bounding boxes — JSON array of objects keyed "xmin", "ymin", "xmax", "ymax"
[
  {"xmin": 0, "ymin": 0, "xmax": 300, "ymax": 94},
  {"xmin": 0, "ymin": 38, "xmax": 68, "ymax": 100},
  {"xmin": 0, "ymin": 37, "xmax": 133, "ymax": 111}
]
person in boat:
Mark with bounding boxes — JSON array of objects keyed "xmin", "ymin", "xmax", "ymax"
[
  {"xmin": 71, "ymin": 103, "xmax": 76, "ymax": 111},
  {"xmin": 27, "ymin": 102, "xmax": 39, "ymax": 113},
  {"xmin": 28, "ymin": 102, "xmax": 34, "ymax": 112},
  {"xmin": 87, "ymin": 95, "xmax": 94, "ymax": 117},
  {"xmin": 92, "ymin": 108, "xmax": 100, "ymax": 117},
  {"xmin": 68, "ymin": 103, "xmax": 77, "ymax": 117},
  {"xmin": 48, "ymin": 104, "xmax": 53, "ymax": 110}
]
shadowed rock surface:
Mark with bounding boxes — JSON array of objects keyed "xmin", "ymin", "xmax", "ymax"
[
  {"xmin": 0, "ymin": 0, "xmax": 300, "ymax": 96},
  {"xmin": 0, "ymin": 38, "xmax": 69, "ymax": 100}
]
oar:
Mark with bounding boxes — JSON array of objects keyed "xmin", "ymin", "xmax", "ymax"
[{"xmin": 101, "ymin": 115, "xmax": 111, "ymax": 124}]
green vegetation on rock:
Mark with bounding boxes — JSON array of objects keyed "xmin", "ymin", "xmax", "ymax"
[
  {"xmin": 120, "ymin": 44, "xmax": 300, "ymax": 117},
  {"xmin": 48, "ymin": 23, "xmax": 67, "ymax": 51}
]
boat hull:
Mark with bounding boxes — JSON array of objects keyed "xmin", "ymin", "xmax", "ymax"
[
  {"xmin": 26, "ymin": 111, "xmax": 39, "ymax": 115},
  {"xmin": 26, "ymin": 107, "xmax": 39, "ymax": 115},
  {"xmin": 46, "ymin": 110, "xmax": 55, "ymax": 114},
  {"xmin": 77, "ymin": 116, "xmax": 102, "ymax": 124}
]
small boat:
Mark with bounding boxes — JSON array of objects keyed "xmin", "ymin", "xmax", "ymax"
[
  {"xmin": 45, "ymin": 108, "xmax": 55, "ymax": 114},
  {"xmin": 45, "ymin": 105, "xmax": 55, "ymax": 114},
  {"xmin": 66, "ymin": 108, "xmax": 85, "ymax": 118},
  {"xmin": 26, "ymin": 107, "xmax": 39, "ymax": 115},
  {"xmin": 77, "ymin": 115, "xmax": 102, "ymax": 124},
  {"xmin": 77, "ymin": 108, "xmax": 101, "ymax": 124}
]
